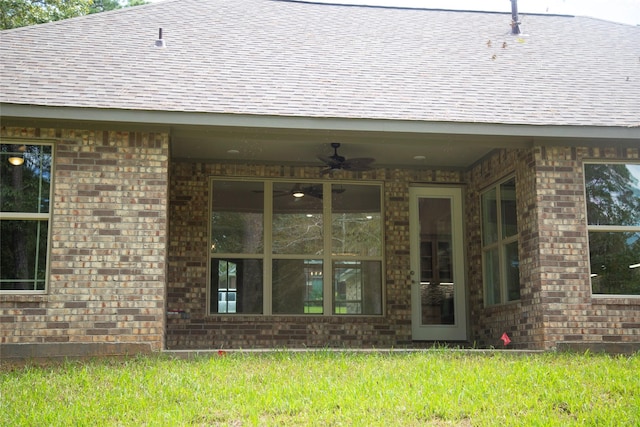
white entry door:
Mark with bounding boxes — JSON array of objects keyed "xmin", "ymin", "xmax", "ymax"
[{"xmin": 409, "ymin": 187, "xmax": 467, "ymax": 341}]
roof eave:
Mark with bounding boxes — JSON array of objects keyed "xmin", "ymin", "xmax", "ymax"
[{"xmin": 1, "ymin": 103, "xmax": 639, "ymax": 141}]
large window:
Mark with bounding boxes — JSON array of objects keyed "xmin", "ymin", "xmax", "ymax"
[
  {"xmin": 585, "ymin": 163, "xmax": 640, "ymax": 295},
  {"xmin": 481, "ymin": 177, "xmax": 520, "ymax": 305},
  {"xmin": 210, "ymin": 180, "xmax": 383, "ymax": 315},
  {"xmin": 0, "ymin": 142, "xmax": 53, "ymax": 292}
]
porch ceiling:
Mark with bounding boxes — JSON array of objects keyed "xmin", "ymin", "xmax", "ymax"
[
  {"xmin": 169, "ymin": 124, "xmax": 529, "ymax": 169},
  {"xmin": 168, "ymin": 122, "xmax": 640, "ymax": 169}
]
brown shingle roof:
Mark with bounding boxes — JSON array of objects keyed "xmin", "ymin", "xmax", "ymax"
[{"xmin": 1, "ymin": 0, "xmax": 639, "ymax": 127}]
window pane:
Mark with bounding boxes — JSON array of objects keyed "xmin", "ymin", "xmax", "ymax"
[
  {"xmin": 0, "ymin": 220, "xmax": 48, "ymax": 291},
  {"xmin": 333, "ymin": 260, "xmax": 382, "ymax": 315},
  {"xmin": 211, "ymin": 181, "xmax": 263, "ymax": 254},
  {"xmin": 483, "ymin": 248, "xmax": 500, "ymax": 305},
  {"xmin": 589, "ymin": 232, "xmax": 640, "ymax": 295},
  {"xmin": 504, "ymin": 241, "xmax": 521, "ymax": 301},
  {"xmin": 332, "ymin": 184, "xmax": 382, "ymax": 256},
  {"xmin": 272, "ymin": 182, "xmax": 323, "ymax": 255},
  {"xmin": 585, "ymin": 164, "xmax": 640, "ymax": 226},
  {"xmin": 0, "ymin": 144, "xmax": 52, "ymax": 213},
  {"xmin": 500, "ymin": 178, "xmax": 517, "ymax": 238},
  {"xmin": 210, "ymin": 259, "xmax": 263, "ymax": 314},
  {"xmin": 481, "ymin": 188, "xmax": 498, "ymax": 245},
  {"xmin": 272, "ymin": 259, "xmax": 323, "ymax": 314}
]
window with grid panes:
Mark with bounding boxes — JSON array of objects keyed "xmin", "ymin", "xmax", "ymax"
[
  {"xmin": 1, "ymin": 142, "xmax": 53, "ymax": 292},
  {"xmin": 481, "ymin": 177, "xmax": 520, "ymax": 305},
  {"xmin": 584, "ymin": 163, "xmax": 640, "ymax": 295},
  {"xmin": 209, "ymin": 180, "xmax": 383, "ymax": 315}
]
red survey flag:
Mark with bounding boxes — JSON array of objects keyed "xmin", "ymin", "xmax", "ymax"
[{"xmin": 500, "ymin": 332, "xmax": 511, "ymax": 346}]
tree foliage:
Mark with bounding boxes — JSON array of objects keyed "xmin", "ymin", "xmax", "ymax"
[
  {"xmin": 90, "ymin": 0, "xmax": 147, "ymax": 14},
  {"xmin": 0, "ymin": 0, "xmax": 148, "ymax": 30},
  {"xmin": 0, "ymin": 0, "xmax": 91, "ymax": 29}
]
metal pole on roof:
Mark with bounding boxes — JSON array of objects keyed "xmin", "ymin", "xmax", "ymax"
[
  {"xmin": 155, "ymin": 27, "xmax": 166, "ymax": 48},
  {"xmin": 510, "ymin": 0, "xmax": 521, "ymax": 34}
]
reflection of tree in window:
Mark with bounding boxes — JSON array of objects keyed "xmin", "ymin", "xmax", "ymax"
[
  {"xmin": 0, "ymin": 144, "xmax": 52, "ymax": 291},
  {"xmin": 209, "ymin": 180, "xmax": 383, "ymax": 316},
  {"xmin": 272, "ymin": 183, "xmax": 324, "ymax": 255},
  {"xmin": 585, "ymin": 164, "xmax": 640, "ymax": 295},
  {"xmin": 211, "ymin": 181, "xmax": 264, "ymax": 254},
  {"xmin": 586, "ymin": 164, "xmax": 640, "ymax": 226}
]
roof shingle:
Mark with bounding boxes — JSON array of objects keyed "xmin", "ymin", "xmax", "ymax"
[{"xmin": 1, "ymin": 0, "xmax": 639, "ymax": 127}]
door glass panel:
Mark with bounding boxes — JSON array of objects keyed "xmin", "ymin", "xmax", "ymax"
[{"xmin": 418, "ymin": 198, "xmax": 454, "ymax": 325}]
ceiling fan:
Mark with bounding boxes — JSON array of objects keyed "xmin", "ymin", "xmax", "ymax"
[{"xmin": 318, "ymin": 143, "xmax": 375, "ymax": 175}]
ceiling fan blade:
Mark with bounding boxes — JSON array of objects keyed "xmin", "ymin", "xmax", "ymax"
[
  {"xmin": 341, "ymin": 157, "xmax": 375, "ymax": 171},
  {"xmin": 320, "ymin": 167, "xmax": 336, "ymax": 175},
  {"xmin": 317, "ymin": 155, "xmax": 335, "ymax": 165},
  {"xmin": 317, "ymin": 155, "xmax": 344, "ymax": 168},
  {"xmin": 253, "ymin": 189, "xmax": 290, "ymax": 196}
]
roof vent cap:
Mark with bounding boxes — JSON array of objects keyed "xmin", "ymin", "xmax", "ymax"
[
  {"xmin": 510, "ymin": 0, "xmax": 521, "ymax": 34},
  {"xmin": 155, "ymin": 28, "xmax": 166, "ymax": 48}
]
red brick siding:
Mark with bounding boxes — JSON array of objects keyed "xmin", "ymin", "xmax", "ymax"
[
  {"xmin": 538, "ymin": 147, "xmax": 640, "ymax": 348},
  {"xmin": 466, "ymin": 146, "xmax": 640, "ymax": 350},
  {"xmin": 3, "ymin": 123, "xmax": 636, "ymax": 354},
  {"xmin": 0, "ymin": 127, "xmax": 169, "ymax": 356},
  {"xmin": 166, "ymin": 164, "xmax": 464, "ymax": 349}
]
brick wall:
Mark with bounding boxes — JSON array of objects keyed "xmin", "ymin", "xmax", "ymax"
[
  {"xmin": 3, "ymin": 125, "xmax": 636, "ymax": 356},
  {"xmin": 536, "ymin": 146, "xmax": 640, "ymax": 351},
  {"xmin": 467, "ymin": 146, "xmax": 640, "ymax": 351},
  {"xmin": 466, "ymin": 148, "xmax": 547, "ymax": 349},
  {"xmin": 1, "ymin": 126, "xmax": 169, "ymax": 359},
  {"xmin": 166, "ymin": 162, "xmax": 465, "ymax": 349}
]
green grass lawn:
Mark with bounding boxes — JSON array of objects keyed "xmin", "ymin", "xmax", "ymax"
[{"xmin": 1, "ymin": 350, "xmax": 638, "ymax": 426}]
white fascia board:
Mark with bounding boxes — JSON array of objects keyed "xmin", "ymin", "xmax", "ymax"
[{"xmin": 2, "ymin": 103, "xmax": 639, "ymax": 141}]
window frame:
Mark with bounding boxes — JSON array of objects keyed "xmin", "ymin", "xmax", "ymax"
[
  {"xmin": 0, "ymin": 140, "xmax": 54, "ymax": 294},
  {"xmin": 583, "ymin": 161, "xmax": 640, "ymax": 297},
  {"xmin": 480, "ymin": 175, "xmax": 520, "ymax": 306},
  {"xmin": 207, "ymin": 178, "xmax": 385, "ymax": 316}
]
